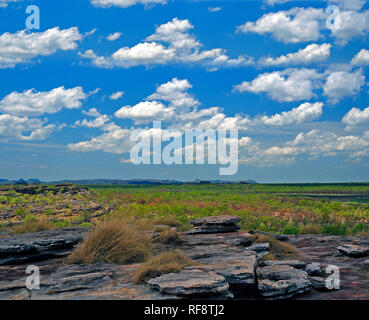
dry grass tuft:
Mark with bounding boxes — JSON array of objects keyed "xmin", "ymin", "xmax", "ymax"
[
  {"xmin": 67, "ymin": 218, "xmax": 152, "ymax": 265},
  {"xmin": 135, "ymin": 250, "xmax": 196, "ymax": 283},
  {"xmin": 254, "ymin": 234, "xmax": 297, "ymax": 260},
  {"xmin": 155, "ymin": 229, "xmax": 183, "ymax": 244},
  {"xmin": 300, "ymin": 224, "xmax": 320, "ymax": 234}
]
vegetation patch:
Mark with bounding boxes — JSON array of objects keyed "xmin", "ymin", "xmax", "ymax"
[
  {"xmin": 67, "ymin": 218, "xmax": 152, "ymax": 265},
  {"xmin": 300, "ymin": 224, "xmax": 321, "ymax": 234},
  {"xmin": 12, "ymin": 215, "xmax": 53, "ymax": 234},
  {"xmin": 155, "ymin": 229, "xmax": 183, "ymax": 245},
  {"xmin": 253, "ymin": 234, "xmax": 297, "ymax": 260},
  {"xmin": 135, "ymin": 250, "xmax": 197, "ymax": 283}
]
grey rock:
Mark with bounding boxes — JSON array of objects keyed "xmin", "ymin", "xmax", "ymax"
[
  {"xmin": 148, "ymin": 268, "xmax": 233, "ymax": 298},
  {"xmin": 364, "ymin": 260, "xmax": 369, "ymax": 266},
  {"xmin": 337, "ymin": 243, "xmax": 369, "ymax": 258},
  {"xmin": 305, "ymin": 263, "xmax": 323, "ymax": 276},
  {"xmin": 190, "ymin": 215, "xmax": 241, "ymax": 226},
  {"xmin": 249, "ymin": 242, "xmax": 270, "ymax": 253},
  {"xmin": 257, "ymin": 265, "xmax": 311, "ymax": 300},
  {"xmin": 196, "ymin": 253, "xmax": 257, "ymax": 289},
  {"xmin": 259, "ymin": 260, "xmax": 307, "ymax": 269},
  {"xmin": 0, "ymin": 262, "xmax": 169, "ymax": 300},
  {"xmin": 0, "ymin": 228, "xmax": 87, "ymax": 265},
  {"xmin": 188, "ymin": 225, "xmax": 240, "ymax": 234},
  {"xmin": 249, "ymin": 230, "xmax": 289, "ymax": 241},
  {"xmin": 309, "ymin": 276, "xmax": 338, "ymax": 291},
  {"xmin": 248, "ymin": 242, "xmax": 270, "ymax": 259},
  {"xmin": 189, "ymin": 215, "xmax": 241, "ymax": 234}
]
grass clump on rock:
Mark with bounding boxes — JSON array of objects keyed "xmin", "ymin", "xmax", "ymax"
[
  {"xmin": 254, "ymin": 234, "xmax": 297, "ymax": 260},
  {"xmin": 135, "ymin": 250, "xmax": 196, "ymax": 283},
  {"xmin": 156, "ymin": 229, "xmax": 183, "ymax": 245},
  {"xmin": 67, "ymin": 218, "xmax": 152, "ymax": 265}
]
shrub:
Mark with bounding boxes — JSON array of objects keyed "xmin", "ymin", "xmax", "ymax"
[
  {"xmin": 50, "ymin": 220, "xmax": 70, "ymax": 228},
  {"xmin": 14, "ymin": 207, "xmax": 26, "ymax": 217},
  {"xmin": 300, "ymin": 224, "xmax": 320, "ymax": 234},
  {"xmin": 320, "ymin": 223, "xmax": 347, "ymax": 236},
  {"xmin": 135, "ymin": 250, "xmax": 196, "ymax": 283},
  {"xmin": 67, "ymin": 218, "xmax": 152, "ymax": 265},
  {"xmin": 77, "ymin": 222, "xmax": 92, "ymax": 228},
  {"xmin": 282, "ymin": 225, "xmax": 300, "ymax": 235}
]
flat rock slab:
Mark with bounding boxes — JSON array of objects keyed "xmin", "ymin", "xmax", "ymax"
[
  {"xmin": 190, "ymin": 215, "xmax": 241, "ymax": 226},
  {"xmin": 337, "ymin": 243, "xmax": 369, "ymax": 258},
  {"xmin": 257, "ymin": 265, "xmax": 311, "ymax": 300},
  {"xmin": 196, "ymin": 253, "xmax": 257, "ymax": 289},
  {"xmin": 182, "ymin": 232, "xmax": 254, "ymax": 247},
  {"xmin": 148, "ymin": 268, "xmax": 233, "ymax": 298},
  {"xmin": 189, "ymin": 215, "xmax": 241, "ymax": 234},
  {"xmin": 259, "ymin": 260, "xmax": 307, "ymax": 269},
  {"xmin": 0, "ymin": 262, "xmax": 168, "ymax": 300},
  {"xmin": 188, "ymin": 225, "xmax": 240, "ymax": 234},
  {"xmin": 0, "ymin": 228, "xmax": 87, "ymax": 265}
]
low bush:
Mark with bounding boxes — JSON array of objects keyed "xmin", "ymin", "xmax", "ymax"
[{"xmin": 300, "ymin": 224, "xmax": 320, "ymax": 234}]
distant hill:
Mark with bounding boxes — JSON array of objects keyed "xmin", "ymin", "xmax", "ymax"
[{"xmin": 0, "ymin": 178, "xmax": 258, "ymax": 185}]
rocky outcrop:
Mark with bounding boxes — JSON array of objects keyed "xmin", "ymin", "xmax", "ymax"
[
  {"xmin": 196, "ymin": 253, "xmax": 257, "ymax": 290},
  {"xmin": 148, "ymin": 267, "xmax": 233, "ymax": 298},
  {"xmin": 257, "ymin": 265, "xmax": 311, "ymax": 300},
  {"xmin": 0, "ymin": 262, "xmax": 167, "ymax": 300},
  {"xmin": 0, "ymin": 228, "xmax": 86, "ymax": 265},
  {"xmin": 336, "ymin": 243, "xmax": 369, "ymax": 257},
  {"xmin": 188, "ymin": 215, "xmax": 241, "ymax": 234},
  {"xmin": 5, "ymin": 222, "xmax": 369, "ymax": 300}
]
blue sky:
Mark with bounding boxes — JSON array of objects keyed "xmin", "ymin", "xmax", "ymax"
[{"xmin": 0, "ymin": 0, "xmax": 369, "ymax": 182}]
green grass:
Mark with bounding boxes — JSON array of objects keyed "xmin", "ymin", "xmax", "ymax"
[
  {"xmin": 89, "ymin": 183, "xmax": 369, "ymax": 236},
  {"xmin": 2, "ymin": 183, "xmax": 369, "ymax": 236}
]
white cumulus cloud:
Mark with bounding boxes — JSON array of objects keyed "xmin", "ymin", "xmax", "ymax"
[
  {"xmin": 351, "ymin": 49, "xmax": 369, "ymax": 66},
  {"xmin": 0, "ymin": 86, "xmax": 87, "ymax": 116},
  {"xmin": 233, "ymin": 68, "xmax": 321, "ymax": 102},
  {"xmin": 260, "ymin": 102, "xmax": 324, "ymax": 126},
  {"xmin": 236, "ymin": 7, "xmax": 325, "ymax": 43},
  {"xmin": 323, "ymin": 69, "xmax": 365, "ymax": 103},
  {"xmin": 260, "ymin": 43, "xmax": 331, "ymax": 67},
  {"xmin": 0, "ymin": 27, "xmax": 82, "ymax": 68}
]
